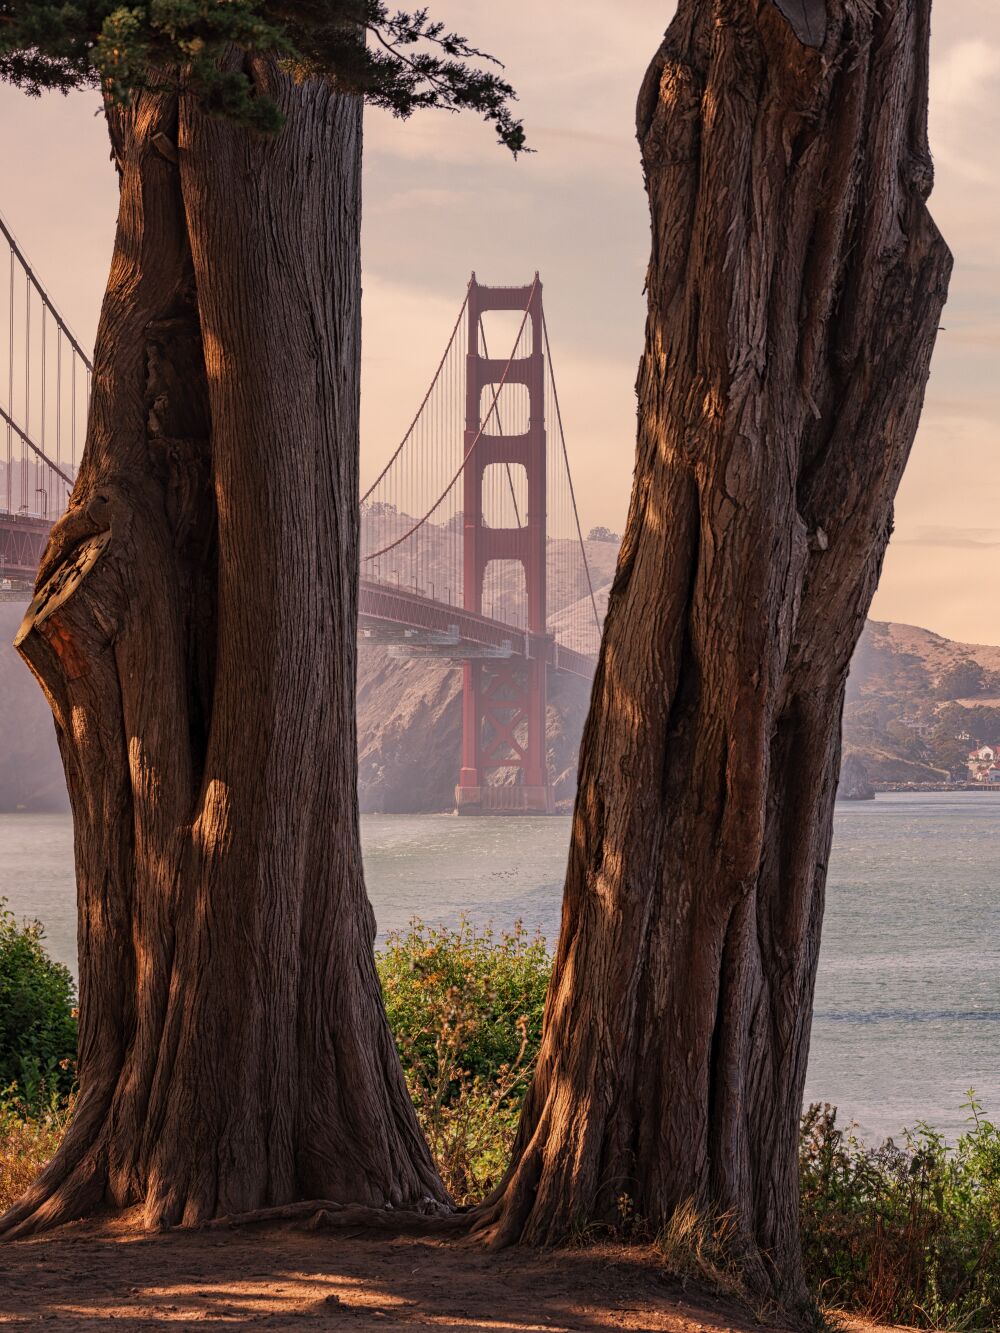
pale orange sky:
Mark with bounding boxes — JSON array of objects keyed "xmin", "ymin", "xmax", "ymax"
[{"xmin": 0, "ymin": 2, "xmax": 996, "ymax": 642}]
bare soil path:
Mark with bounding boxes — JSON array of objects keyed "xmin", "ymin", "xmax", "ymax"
[{"xmin": 0, "ymin": 1221, "xmax": 919, "ymax": 1332}]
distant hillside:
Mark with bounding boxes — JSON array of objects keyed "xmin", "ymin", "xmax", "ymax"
[
  {"xmin": 356, "ymin": 651, "xmax": 593, "ymax": 814},
  {"xmin": 844, "ymin": 621, "xmax": 1000, "ymax": 783},
  {"xmin": 850, "ymin": 621, "xmax": 1000, "ymax": 700}
]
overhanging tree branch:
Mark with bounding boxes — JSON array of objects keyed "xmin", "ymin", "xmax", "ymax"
[{"xmin": 0, "ymin": 0, "xmax": 526, "ymax": 150}]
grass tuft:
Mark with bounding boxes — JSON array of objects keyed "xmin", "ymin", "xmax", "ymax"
[{"xmin": 0, "ymin": 1092, "xmax": 72, "ymax": 1214}]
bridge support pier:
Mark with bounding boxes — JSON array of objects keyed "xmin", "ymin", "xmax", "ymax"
[
  {"xmin": 455, "ymin": 656, "xmax": 554, "ymax": 815},
  {"xmin": 454, "ymin": 275, "xmax": 555, "ymax": 816}
]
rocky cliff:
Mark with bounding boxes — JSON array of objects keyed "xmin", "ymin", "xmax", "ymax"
[{"xmin": 837, "ymin": 753, "xmax": 875, "ymax": 801}]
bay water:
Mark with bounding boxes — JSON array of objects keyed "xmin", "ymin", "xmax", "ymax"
[{"xmin": 2, "ymin": 792, "xmax": 997, "ymax": 1143}]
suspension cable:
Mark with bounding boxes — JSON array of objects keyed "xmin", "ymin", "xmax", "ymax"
[
  {"xmin": 2, "ymin": 208, "xmax": 92, "ymax": 519},
  {"xmin": 360, "ymin": 283, "xmax": 471, "ymax": 504},
  {"xmin": 541, "ymin": 307, "xmax": 601, "ymax": 638},
  {"xmin": 364, "ymin": 278, "xmax": 539, "ymax": 563},
  {"xmin": 0, "ymin": 211, "xmax": 92, "ymax": 371},
  {"xmin": 0, "ymin": 404, "xmax": 74, "ymax": 488}
]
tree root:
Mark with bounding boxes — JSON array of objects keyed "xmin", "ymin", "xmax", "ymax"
[
  {"xmin": 3, "ymin": 1188, "xmax": 475, "ymax": 1244},
  {"xmin": 0, "ymin": 1166, "xmax": 107, "ymax": 1242},
  {"xmin": 200, "ymin": 1200, "xmax": 474, "ymax": 1236}
]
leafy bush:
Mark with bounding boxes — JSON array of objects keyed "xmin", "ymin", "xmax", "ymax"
[
  {"xmin": 801, "ymin": 1098, "xmax": 1000, "ymax": 1330},
  {"xmin": 377, "ymin": 919, "xmax": 549, "ymax": 1204},
  {"xmin": 0, "ymin": 901, "xmax": 76, "ymax": 1110}
]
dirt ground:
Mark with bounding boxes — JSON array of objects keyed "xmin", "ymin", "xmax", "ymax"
[{"xmin": 0, "ymin": 1219, "xmax": 921, "ymax": 1332}]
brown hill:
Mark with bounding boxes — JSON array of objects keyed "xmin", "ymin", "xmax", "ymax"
[
  {"xmin": 356, "ymin": 649, "xmax": 593, "ymax": 814},
  {"xmin": 849, "ymin": 620, "xmax": 1000, "ymax": 698},
  {"xmin": 844, "ymin": 620, "xmax": 1000, "ymax": 783},
  {"xmin": 355, "ymin": 531, "xmax": 617, "ymax": 813}
]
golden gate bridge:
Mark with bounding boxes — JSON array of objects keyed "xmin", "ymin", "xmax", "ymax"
[{"xmin": 1, "ymin": 214, "xmax": 601, "ymax": 814}]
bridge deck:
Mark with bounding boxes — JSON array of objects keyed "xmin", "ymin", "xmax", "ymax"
[
  {"xmin": 358, "ymin": 580, "xmax": 595, "ymax": 679},
  {"xmin": 0, "ymin": 513, "xmax": 51, "ymax": 581},
  {"xmin": 0, "ymin": 541, "xmax": 596, "ymax": 680}
]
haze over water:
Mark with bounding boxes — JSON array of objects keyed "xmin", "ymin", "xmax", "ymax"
[{"xmin": 2, "ymin": 791, "xmax": 998, "ymax": 1144}]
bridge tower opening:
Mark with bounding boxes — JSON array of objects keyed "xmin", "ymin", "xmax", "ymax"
[{"xmin": 455, "ymin": 275, "xmax": 554, "ymax": 815}]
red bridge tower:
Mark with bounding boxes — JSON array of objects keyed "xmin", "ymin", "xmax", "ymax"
[{"xmin": 455, "ymin": 277, "xmax": 554, "ymax": 815}]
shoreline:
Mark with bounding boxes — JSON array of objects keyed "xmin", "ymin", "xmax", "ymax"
[{"xmin": 871, "ymin": 781, "xmax": 1000, "ymax": 793}]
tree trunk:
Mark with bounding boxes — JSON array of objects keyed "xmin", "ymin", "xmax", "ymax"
[
  {"xmin": 1, "ymin": 62, "xmax": 445, "ymax": 1238},
  {"xmin": 476, "ymin": 0, "xmax": 950, "ymax": 1305}
]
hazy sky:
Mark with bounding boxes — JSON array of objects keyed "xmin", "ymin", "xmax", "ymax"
[{"xmin": 0, "ymin": 2, "xmax": 996, "ymax": 642}]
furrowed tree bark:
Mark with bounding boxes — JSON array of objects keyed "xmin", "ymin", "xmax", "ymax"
[
  {"xmin": 476, "ymin": 0, "xmax": 951, "ymax": 1305},
  {"xmin": 1, "ymin": 62, "xmax": 445, "ymax": 1238}
]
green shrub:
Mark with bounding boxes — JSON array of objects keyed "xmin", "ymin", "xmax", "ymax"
[
  {"xmin": 801, "ymin": 1097, "xmax": 1000, "ymax": 1330},
  {"xmin": 0, "ymin": 900, "xmax": 77, "ymax": 1110},
  {"xmin": 378, "ymin": 918, "xmax": 549, "ymax": 1091},
  {"xmin": 376, "ymin": 919, "xmax": 549, "ymax": 1203}
]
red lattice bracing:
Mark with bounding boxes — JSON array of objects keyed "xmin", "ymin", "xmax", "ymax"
[{"xmin": 456, "ymin": 277, "xmax": 552, "ymax": 814}]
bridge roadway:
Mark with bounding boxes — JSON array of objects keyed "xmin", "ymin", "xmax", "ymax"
[
  {"xmin": 0, "ymin": 515, "xmax": 596, "ymax": 679},
  {"xmin": 358, "ymin": 580, "xmax": 595, "ymax": 678},
  {"xmin": 0, "ymin": 513, "xmax": 51, "ymax": 586}
]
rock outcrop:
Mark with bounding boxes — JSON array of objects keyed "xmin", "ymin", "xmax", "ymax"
[
  {"xmin": 837, "ymin": 752, "xmax": 875, "ymax": 802},
  {"xmin": 356, "ymin": 647, "xmax": 593, "ymax": 813}
]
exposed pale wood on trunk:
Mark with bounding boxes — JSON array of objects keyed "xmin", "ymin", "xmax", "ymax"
[
  {"xmin": 475, "ymin": 0, "xmax": 951, "ymax": 1305},
  {"xmin": 1, "ymin": 63, "xmax": 445, "ymax": 1238}
]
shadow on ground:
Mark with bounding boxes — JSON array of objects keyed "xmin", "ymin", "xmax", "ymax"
[{"xmin": 0, "ymin": 1222, "xmax": 838, "ymax": 1331}]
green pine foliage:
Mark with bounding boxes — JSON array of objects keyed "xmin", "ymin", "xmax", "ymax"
[
  {"xmin": 0, "ymin": 901, "xmax": 77, "ymax": 1111},
  {"xmin": 0, "ymin": 1, "xmax": 525, "ymax": 149}
]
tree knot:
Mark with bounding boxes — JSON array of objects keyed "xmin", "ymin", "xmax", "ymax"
[{"xmin": 769, "ymin": 0, "xmax": 828, "ymax": 50}]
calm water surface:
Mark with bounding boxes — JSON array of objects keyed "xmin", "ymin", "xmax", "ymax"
[{"xmin": 2, "ymin": 793, "xmax": 998, "ymax": 1142}]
